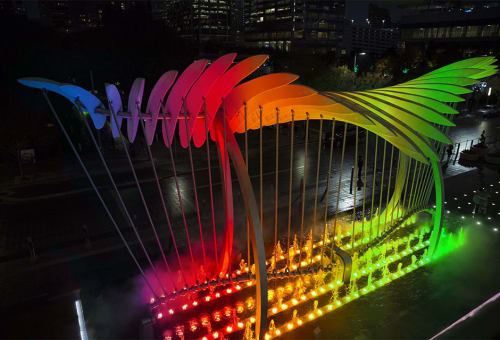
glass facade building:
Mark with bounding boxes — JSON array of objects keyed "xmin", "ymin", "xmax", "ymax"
[
  {"xmin": 399, "ymin": 1, "xmax": 500, "ymax": 57},
  {"xmin": 165, "ymin": 0, "xmax": 234, "ymax": 42},
  {"xmin": 245, "ymin": 0, "xmax": 345, "ymax": 53}
]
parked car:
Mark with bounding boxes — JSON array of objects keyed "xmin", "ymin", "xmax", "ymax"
[{"xmin": 477, "ymin": 105, "xmax": 499, "ymax": 118}]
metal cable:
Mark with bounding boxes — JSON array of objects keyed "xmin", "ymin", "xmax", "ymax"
[
  {"xmin": 182, "ymin": 103, "xmax": 207, "ymax": 279},
  {"xmin": 416, "ymin": 164, "xmax": 432, "ymax": 209},
  {"xmin": 413, "ymin": 161, "xmax": 426, "ymax": 210},
  {"xmin": 409, "ymin": 162, "xmax": 422, "ymax": 211},
  {"xmin": 42, "ymin": 90, "xmax": 159, "ymax": 297},
  {"xmin": 407, "ymin": 161, "xmax": 420, "ymax": 212},
  {"xmin": 401, "ymin": 158, "xmax": 412, "ymax": 212},
  {"xmin": 102, "ymin": 97, "xmax": 169, "ymax": 294},
  {"xmin": 139, "ymin": 118, "xmax": 187, "ymax": 287},
  {"xmin": 162, "ymin": 116, "xmax": 197, "ymax": 277}
]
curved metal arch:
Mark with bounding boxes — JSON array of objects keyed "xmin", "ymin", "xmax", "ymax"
[{"xmin": 212, "ymin": 114, "xmax": 268, "ymax": 340}]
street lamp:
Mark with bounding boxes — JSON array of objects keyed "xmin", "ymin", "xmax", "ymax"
[{"xmin": 353, "ymin": 52, "xmax": 366, "ymax": 73}]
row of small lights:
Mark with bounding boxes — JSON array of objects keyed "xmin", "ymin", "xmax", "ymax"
[
  {"xmin": 265, "ymin": 178, "xmax": 499, "ymax": 338},
  {"xmin": 152, "ymin": 208, "xmax": 421, "ymax": 318},
  {"xmin": 189, "ymin": 178, "xmax": 495, "ymax": 337},
  {"xmin": 199, "ymin": 237, "xmax": 433, "ymax": 340},
  {"xmin": 169, "ymin": 237, "xmax": 429, "ymax": 339},
  {"xmin": 153, "ymin": 282, "xmax": 248, "ymax": 320},
  {"xmin": 267, "ymin": 255, "xmax": 434, "ymax": 340},
  {"xmin": 154, "ymin": 212, "xmax": 427, "ymax": 340},
  {"xmin": 153, "ymin": 179, "xmax": 494, "ymax": 337}
]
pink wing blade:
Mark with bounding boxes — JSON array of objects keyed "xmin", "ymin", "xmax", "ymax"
[
  {"xmin": 144, "ymin": 70, "xmax": 178, "ymax": 145},
  {"xmin": 104, "ymin": 83, "xmax": 123, "ymax": 137},
  {"xmin": 162, "ymin": 59, "xmax": 208, "ymax": 147},
  {"xmin": 179, "ymin": 53, "xmax": 236, "ymax": 148},
  {"xmin": 192, "ymin": 54, "xmax": 269, "ymax": 148},
  {"xmin": 127, "ymin": 78, "xmax": 145, "ymax": 143}
]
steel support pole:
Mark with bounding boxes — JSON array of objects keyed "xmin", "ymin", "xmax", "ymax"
[
  {"xmin": 299, "ymin": 114, "xmax": 310, "ymax": 259},
  {"xmin": 351, "ymin": 126, "xmax": 359, "ymax": 248},
  {"xmin": 204, "ymin": 101, "xmax": 219, "ymax": 270},
  {"xmin": 245, "ymin": 103, "xmax": 250, "ymax": 270},
  {"xmin": 388, "ymin": 150, "xmax": 400, "ymax": 226},
  {"xmin": 320, "ymin": 119, "xmax": 336, "ymax": 264},
  {"xmin": 287, "ymin": 110, "xmax": 295, "ymax": 269},
  {"xmin": 312, "ymin": 116, "xmax": 324, "ymax": 258},
  {"xmin": 361, "ymin": 130, "xmax": 369, "ymax": 241},
  {"xmin": 259, "ymin": 106, "xmax": 263, "ymax": 231},
  {"xmin": 383, "ymin": 145, "xmax": 394, "ymax": 232},
  {"xmin": 332, "ymin": 123, "xmax": 347, "ymax": 251},
  {"xmin": 274, "ymin": 108, "xmax": 279, "ymax": 270},
  {"xmin": 376, "ymin": 140, "xmax": 387, "ymax": 236},
  {"xmin": 369, "ymin": 136, "xmax": 379, "ymax": 240}
]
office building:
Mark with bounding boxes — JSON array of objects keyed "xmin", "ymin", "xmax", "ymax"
[
  {"xmin": 165, "ymin": 0, "xmax": 234, "ymax": 42},
  {"xmin": 399, "ymin": 1, "xmax": 500, "ymax": 57},
  {"xmin": 245, "ymin": 0, "xmax": 346, "ymax": 53}
]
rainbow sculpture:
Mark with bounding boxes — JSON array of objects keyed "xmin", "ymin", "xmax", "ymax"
[{"xmin": 19, "ymin": 55, "xmax": 497, "ymax": 340}]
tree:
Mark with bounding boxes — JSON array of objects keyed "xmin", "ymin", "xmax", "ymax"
[{"xmin": 307, "ymin": 65, "xmax": 392, "ymax": 92}]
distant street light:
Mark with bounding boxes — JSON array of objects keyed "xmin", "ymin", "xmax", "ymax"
[{"xmin": 353, "ymin": 52, "xmax": 366, "ymax": 73}]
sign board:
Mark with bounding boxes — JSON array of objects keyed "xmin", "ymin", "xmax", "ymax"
[{"xmin": 20, "ymin": 148, "xmax": 36, "ymax": 164}]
